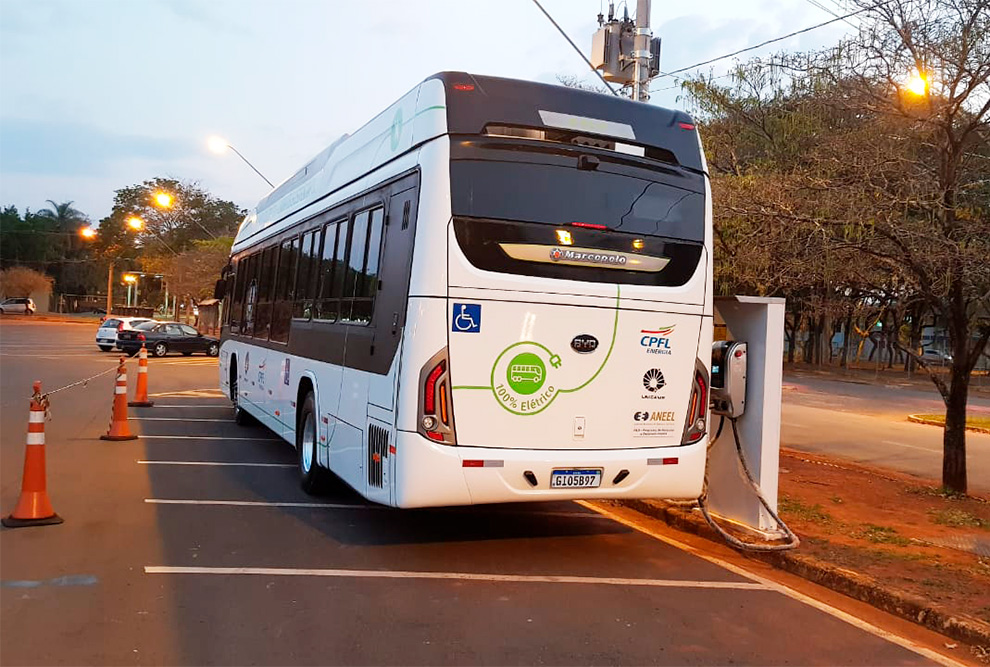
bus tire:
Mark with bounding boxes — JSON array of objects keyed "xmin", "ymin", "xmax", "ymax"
[{"xmin": 297, "ymin": 392, "xmax": 326, "ymax": 494}]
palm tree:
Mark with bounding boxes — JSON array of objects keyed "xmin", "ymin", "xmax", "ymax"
[{"xmin": 36, "ymin": 200, "xmax": 89, "ymax": 291}]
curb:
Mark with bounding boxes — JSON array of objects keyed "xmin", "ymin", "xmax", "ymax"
[
  {"xmin": 616, "ymin": 498, "xmax": 990, "ymax": 647},
  {"xmin": 908, "ymin": 414, "xmax": 990, "ymax": 435},
  {"xmin": 0, "ymin": 314, "xmax": 100, "ymax": 325}
]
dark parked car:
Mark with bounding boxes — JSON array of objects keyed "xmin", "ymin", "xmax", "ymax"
[{"xmin": 117, "ymin": 321, "xmax": 219, "ymax": 358}]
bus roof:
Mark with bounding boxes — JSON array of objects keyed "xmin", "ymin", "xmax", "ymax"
[
  {"xmin": 233, "ymin": 71, "xmax": 703, "ymax": 252},
  {"xmin": 430, "ymin": 72, "xmax": 702, "ymax": 172}
]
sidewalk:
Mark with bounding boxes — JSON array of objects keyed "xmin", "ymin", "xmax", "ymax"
[
  {"xmin": 0, "ymin": 313, "xmax": 102, "ymax": 325},
  {"xmin": 621, "ymin": 449, "xmax": 990, "ymax": 656},
  {"xmin": 785, "ymin": 362, "xmax": 990, "ymax": 397}
]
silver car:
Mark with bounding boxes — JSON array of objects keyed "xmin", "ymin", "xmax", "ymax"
[
  {"xmin": 0, "ymin": 297, "xmax": 36, "ymax": 314},
  {"xmin": 95, "ymin": 316, "xmax": 155, "ymax": 352}
]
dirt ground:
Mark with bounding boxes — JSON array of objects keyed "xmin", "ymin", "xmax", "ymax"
[{"xmin": 778, "ymin": 448, "xmax": 990, "ymax": 628}]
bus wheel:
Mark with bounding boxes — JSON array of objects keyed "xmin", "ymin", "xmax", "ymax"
[{"xmin": 297, "ymin": 393, "xmax": 325, "ymax": 494}]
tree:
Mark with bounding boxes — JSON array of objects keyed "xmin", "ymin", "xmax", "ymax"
[
  {"xmin": 0, "ymin": 266, "xmax": 53, "ymax": 298},
  {"xmin": 0, "ymin": 206, "xmax": 52, "ymax": 268},
  {"xmin": 142, "ymin": 237, "xmax": 234, "ymax": 319},
  {"xmin": 106, "ymin": 178, "xmax": 244, "ymax": 256},
  {"xmin": 683, "ymin": 0, "xmax": 990, "ymax": 493}
]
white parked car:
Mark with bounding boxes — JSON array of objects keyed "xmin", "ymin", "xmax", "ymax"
[
  {"xmin": 95, "ymin": 317, "xmax": 155, "ymax": 352},
  {"xmin": 0, "ymin": 297, "xmax": 36, "ymax": 314}
]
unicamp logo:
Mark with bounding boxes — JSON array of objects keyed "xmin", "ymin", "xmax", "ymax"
[
  {"xmin": 639, "ymin": 325, "xmax": 675, "ymax": 355},
  {"xmin": 641, "ymin": 368, "xmax": 667, "ymax": 400}
]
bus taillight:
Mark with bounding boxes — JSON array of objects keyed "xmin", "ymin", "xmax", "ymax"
[
  {"xmin": 418, "ymin": 349, "xmax": 456, "ymax": 445},
  {"xmin": 681, "ymin": 361, "xmax": 709, "ymax": 445}
]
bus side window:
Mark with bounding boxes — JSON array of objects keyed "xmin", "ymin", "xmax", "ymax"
[
  {"xmin": 318, "ymin": 217, "xmax": 349, "ymax": 321},
  {"xmin": 229, "ymin": 258, "xmax": 243, "ymax": 333},
  {"xmin": 270, "ymin": 237, "xmax": 298, "ymax": 343},
  {"xmin": 316, "ymin": 219, "xmax": 343, "ymax": 321},
  {"xmin": 343, "ymin": 206, "xmax": 384, "ymax": 325},
  {"xmin": 294, "ymin": 229, "xmax": 320, "ymax": 319},
  {"xmin": 242, "ymin": 253, "xmax": 259, "ymax": 335},
  {"xmin": 340, "ymin": 210, "xmax": 370, "ymax": 324},
  {"xmin": 254, "ymin": 245, "xmax": 277, "ymax": 339}
]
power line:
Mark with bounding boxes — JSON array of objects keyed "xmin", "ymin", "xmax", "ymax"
[
  {"xmin": 530, "ymin": 0, "xmax": 620, "ymax": 96},
  {"xmin": 658, "ymin": 2, "xmax": 884, "ymax": 79},
  {"xmin": 802, "ymin": 0, "xmax": 861, "ymax": 30}
]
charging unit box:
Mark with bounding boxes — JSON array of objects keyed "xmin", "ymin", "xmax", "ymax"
[
  {"xmin": 712, "ymin": 341, "xmax": 747, "ymax": 418},
  {"xmin": 709, "ymin": 297, "xmax": 785, "ymax": 534}
]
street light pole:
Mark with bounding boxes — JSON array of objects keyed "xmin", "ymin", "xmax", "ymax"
[
  {"xmin": 208, "ymin": 136, "xmax": 274, "ymax": 188},
  {"xmin": 106, "ymin": 261, "xmax": 114, "ymax": 316}
]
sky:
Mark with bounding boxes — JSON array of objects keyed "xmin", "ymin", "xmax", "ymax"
[{"xmin": 0, "ymin": 0, "xmax": 855, "ymax": 223}]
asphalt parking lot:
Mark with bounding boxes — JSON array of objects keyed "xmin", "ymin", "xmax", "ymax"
[{"xmin": 0, "ymin": 320, "xmax": 967, "ymax": 665}]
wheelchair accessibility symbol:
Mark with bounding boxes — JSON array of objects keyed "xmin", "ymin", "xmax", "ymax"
[{"xmin": 452, "ymin": 303, "xmax": 481, "ymax": 333}]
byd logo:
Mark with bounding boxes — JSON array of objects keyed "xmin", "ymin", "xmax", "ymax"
[{"xmin": 640, "ymin": 325, "xmax": 675, "ymax": 354}]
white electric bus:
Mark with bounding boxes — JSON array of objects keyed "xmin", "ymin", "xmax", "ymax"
[{"xmin": 218, "ymin": 72, "xmax": 713, "ymax": 508}]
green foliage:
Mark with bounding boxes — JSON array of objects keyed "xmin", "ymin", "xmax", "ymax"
[
  {"xmin": 103, "ymin": 178, "xmax": 244, "ymax": 259},
  {"xmin": 853, "ymin": 524, "xmax": 911, "ymax": 546},
  {"xmin": 929, "ymin": 508, "xmax": 988, "ymax": 530}
]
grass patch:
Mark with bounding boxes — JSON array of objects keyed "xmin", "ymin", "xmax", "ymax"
[
  {"xmin": 912, "ymin": 414, "xmax": 990, "ymax": 430},
  {"xmin": 779, "ymin": 496, "xmax": 834, "ymax": 524},
  {"xmin": 908, "ymin": 485, "xmax": 970, "ymax": 500},
  {"xmin": 853, "ymin": 524, "xmax": 911, "ymax": 546},
  {"xmin": 930, "ymin": 508, "xmax": 988, "ymax": 529}
]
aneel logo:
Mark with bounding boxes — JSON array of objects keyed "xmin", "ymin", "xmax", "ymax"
[
  {"xmin": 633, "ymin": 411, "xmax": 676, "ymax": 422},
  {"xmin": 640, "ymin": 325, "xmax": 675, "ymax": 355},
  {"xmin": 631, "ymin": 409, "xmax": 678, "ymax": 438}
]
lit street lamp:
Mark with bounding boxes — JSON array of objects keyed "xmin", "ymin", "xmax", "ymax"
[
  {"xmin": 207, "ymin": 135, "xmax": 275, "ymax": 188},
  {"xmin": 123, "ymin": 273, "xmax": 138, "ymax": 307},
  {"xmin": 906, "ymin": 71, "xmax": 927, "ymax": 96},
  {"xmin": 80, "ymin": 226, "xmax": 97, "ymax": 240},
  {"xmin": 149, "ymin": 189, "xmax": 217, "ymax": 239}
]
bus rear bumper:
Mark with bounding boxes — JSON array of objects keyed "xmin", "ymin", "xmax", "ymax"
[{"xmin": 392, "ymin": 430, "xmax": 707, "ymax": 508}]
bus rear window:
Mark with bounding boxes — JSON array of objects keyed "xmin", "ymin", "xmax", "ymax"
[
  {"xmin": 453, "ymin": 218, "xmax": 703, "ymax": 287},
  {"xmin": 450, "ymin": 160, "xmax": 705, "ymax": 243}
]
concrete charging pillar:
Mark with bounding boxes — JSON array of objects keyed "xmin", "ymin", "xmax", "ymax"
[{"xmin": 708, "ymin": 296, "xmax": 786, "ymax": 534}]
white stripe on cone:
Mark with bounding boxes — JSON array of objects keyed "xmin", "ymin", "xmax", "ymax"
[
  {"xmin": 29, "ymin": 411, "xmax": 45, "ymax": 423},
  {"xmin": 26, "ymin": 433, "xmax": 45, "ymax": 445}
]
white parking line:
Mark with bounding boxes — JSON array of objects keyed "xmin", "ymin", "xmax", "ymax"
[
  {"xmin": 133, "ymin": 417, "xmax": 231, "ymax": 422},
  {"xmin": 146, "ymin": 499, "xmax": 355, "ymax": 508},
  {"xmin": 138, "ymin": 460, "xmax": 294, "ymax": 468},
  {"xmin": 578, "ymin": 501, "xmax": 964, "ymax": 667},
  {"xmin": 150, "ymin": 404, "xmax": 233, "ymax": 409},
  {"xmin": 141, "ymin": 435, "xmax": 280, "ymax": 441},
  {"xmin": 143, "ymin": 498, "xmax": 609, "ymax": 520},
  {"xmin": 143, "ymin": 566, "xmax": 768, "ymax": 590}
]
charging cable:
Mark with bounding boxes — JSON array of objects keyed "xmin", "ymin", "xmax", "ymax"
[{"xmin": 696, "ymin": 415, "xmax": 800, "ymax": 552}]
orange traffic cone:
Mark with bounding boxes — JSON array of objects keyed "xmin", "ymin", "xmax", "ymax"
[
  {"xmin": 101, "ymin": 357, "xmax": 138, "ymax": 441},
  {"xmin": 2, "ymin": 382, "xmax": 63, "ymax": 527},
  {"xmin": 128, "ymin": 345, "xmax": 154, "ymax": 408}
]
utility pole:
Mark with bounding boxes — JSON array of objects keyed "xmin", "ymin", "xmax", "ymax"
[{"xmin": 632, "ymin": 0, "xmax": 651, "ymax": 102}]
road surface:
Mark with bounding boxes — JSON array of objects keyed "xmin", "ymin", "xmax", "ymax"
[
  {"xmin": 783, "ymin": 374, "xmax": 990, "ymax": 492},
  {"xmin": 0, "ymin": 321, "xmax": 967, "ymax": 665}
]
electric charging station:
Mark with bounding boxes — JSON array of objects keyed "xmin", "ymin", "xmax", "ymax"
[{"xmin": 707, "ymin": 296, "xmax": 786, "ymax": 536}]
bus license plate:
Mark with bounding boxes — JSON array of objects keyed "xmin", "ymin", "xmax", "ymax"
[{"xmin": 550, "ymin": 469, "xmax": 602, "ymax": 489}]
